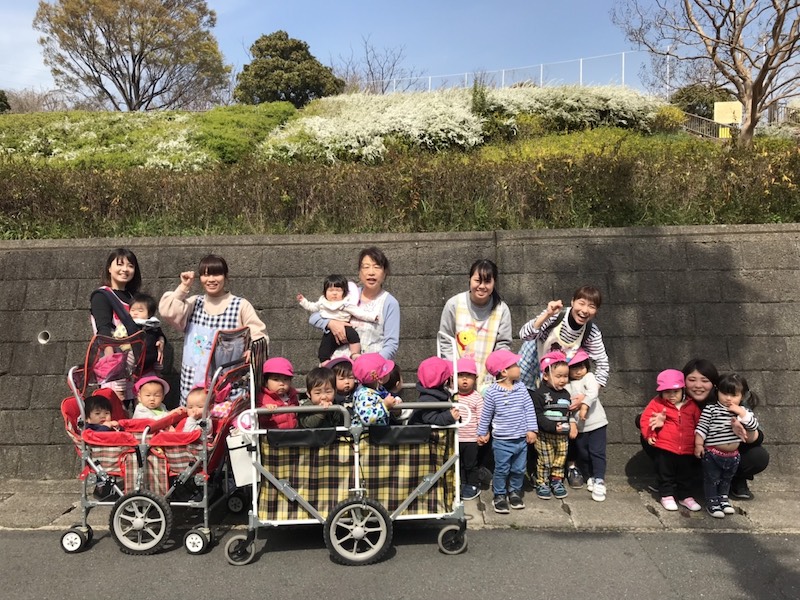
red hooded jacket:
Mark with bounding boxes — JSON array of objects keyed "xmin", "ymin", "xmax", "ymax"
[
  {"xmin": 258, "ymin": 387, "xmax": 299, "ymax": 429},
  {"xmin": 640, "ymin": 394, "xmax": 700, "ymax": 456}
]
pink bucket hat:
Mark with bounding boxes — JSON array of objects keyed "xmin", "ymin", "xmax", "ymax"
[
  {"xmin": 323, "ymin": 356, "xmax": 352, "ymax": 370},
  {"xmin": 568, "ymin": 348, "xmax": 590, "ymax": 365},
  {"xmin": 539, "ymin": 350, "xmax": 568, "ymax": 372},
  {"xmin": 262, "ymin": 357, "xmax": 294, "ymax": 377},
  {"xmin": 656, "ymin": 369, "xmax": 685, "ymax": 391},
  {"xmin": 456, "ymin": 357, "xmax": 478, "ymax": 376},
  {"xmin": 133, "ymin": 375, "xmax": 170, "ymax": 395},
  {"xmin": 417, "ymin": 357, "xmax": 453, "ymax": 388},
  {"xmin": 353, "ymin": 353, "xmax": 395, "ymax": 384},
  {"xmin": 485, "ymin": 349, "xmax": 521, "ymax": 377}
]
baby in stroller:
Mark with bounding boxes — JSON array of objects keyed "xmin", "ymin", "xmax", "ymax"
[
  {"xmin": 84, "ymin": 394, "xmax": 123, "ymax": 432},
  {"xmin": 132, "ymin": 376, "xmax": 185, "ymax": 422}
]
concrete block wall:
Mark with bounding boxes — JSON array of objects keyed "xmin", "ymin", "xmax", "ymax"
[{"xmin": 0, "ymin": 224, "xmax": 797, "ymax": 479}]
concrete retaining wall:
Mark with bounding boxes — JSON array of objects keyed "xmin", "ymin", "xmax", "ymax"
[{"xmin": 1, "ymin": 224, "xmax": 798, "ymax": 479}]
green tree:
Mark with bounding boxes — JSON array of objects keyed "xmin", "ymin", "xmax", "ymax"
[
  {"xmin": 612, "ymin": 1, "xmax": 800, "ymax": 148},
  {"xmin": 33, "ymin": 0, "xmax": 231, "ymax": 111},
  {"xmin": 235, "ymin": 31, "xmax": 344, "ymax": 108},
  {"xmin": 0, "ymin": 90, "xmax": 10, "ymax": 113},
  {"xmin": 670, "ymin": 83, "xmax": 735, "ymax": 119}
]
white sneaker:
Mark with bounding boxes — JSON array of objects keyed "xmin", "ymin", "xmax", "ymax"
[
  {"xmin": 586, "ymin": 477, "xmax": 594, "ymax": 492},
  {"xmin": 591, "ymin": 479, "xmax": 606, "ymax": 502},
  {"xmin": 679, "ymin": 497, "xmax": 702, "ymax": 512},
  {"xmin": 660, "ymin": 495, "xmax": 678, "ymax": 511}
]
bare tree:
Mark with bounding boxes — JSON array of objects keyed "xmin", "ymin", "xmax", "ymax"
[
  {"xmin": 612, "ymin": 1, "xmax": 800, "ymax": 146},
  {"xmin": 333, "ymin": 35, "xmax": 425, "ymax": 94},
  {"xmin": 5, "ymin": 88, "xmax": 72, "ymax": 112},
  {"xmin": 33, "ymin": 0, "xmax": 231, "ymax": 111}
]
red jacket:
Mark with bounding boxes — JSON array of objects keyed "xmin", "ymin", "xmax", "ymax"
[
  {"xmin": 640, "ymin": 395, "xmax": 700, "ymax": 456},
  {"xmin": 258, "ymin": 388, "xmax": 299, "ymax": 429}
]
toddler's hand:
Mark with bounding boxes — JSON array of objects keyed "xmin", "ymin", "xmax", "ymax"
[
  {"xmin": 647, "ymin": 436, "xmax": 657, "ymax": 446},
  {"xmin": 649, "ymin": 409, "xmax": 667, "ymax": 429},
  {"xmin": 694, "ymin": 445, "xmax": 704, "ymax": 459},
  {"xmin": 383, "ymin": 395, "xmax": 401, "ymax": 409},
  {"xmin": 477, "ymin": 434, "xmax": 491, "ymax": 445},
  {"xmin": 526, "ymin": 431, "xmax": 538, "ymax": 444},
  {"xmin": 569, "ymin": 422, "xmax": 578, "ymax": 439},
  {"xmin": 450, "ymin": 407, "xmax": 460, "ymax": 421},
  {"xmin": 296, "ymin": 294, "xmax": 305, "ymax": 302},
  {"xmin": 569, "ymin": 393, "xmax": 585, "ymax": 411}
]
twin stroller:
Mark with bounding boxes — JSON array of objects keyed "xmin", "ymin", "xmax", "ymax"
[{"xmin": 59, "ymin": 327, "xmax": 255, "ymax": 555}]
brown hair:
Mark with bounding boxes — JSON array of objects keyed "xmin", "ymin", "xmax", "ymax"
[{"xmin": 572, "ymin": 285, "xmax": 602, "ymax": 308}]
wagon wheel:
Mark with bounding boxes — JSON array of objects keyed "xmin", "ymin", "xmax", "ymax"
[
  {"xmin": 323, "ymin": 498, "xmax": 392, "ymax": 566},
  {"xmin": 225, "ymin": 534, "xmax": 256, "ymax": 566},
  {"xmin": 227, "ymin": 491, "xmax": 247, "ymax": 514},
  {"xmin": 184, "ymin": 528, "xmax": 212, "ymax": 555},
  {"xmin": 109, "ymin": 490, "xmax": 172, "ymax": 555},
  {"xmin": 60, "ymin": 528, "xmax": 88, "ymax": 553},
  {"xmin": 437, "ymin": 524, "xmax": 468, "ymax": 555}
]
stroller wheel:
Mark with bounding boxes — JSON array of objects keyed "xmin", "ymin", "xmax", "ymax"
[
  {"xmin": 437, "ymin": 524, "xmax": 468, "ymax": 555},
  {"xmin": 225, "ymin": 534, "xmax": 255, "ymax": 566},
  {"xmin": 324, "ymin": 498, "xmax": 392, "ymax": 566},
  {"xmin": 226, "ymin": 491, "xmax": 247, "ymax": 514},
  {"xmin": 110, "ymin": 491, "xmax": 172, "ymax": 555},
  {"xmin": 60, "ymin": 528, "xmax": 88, "ymax": 553},
  {"xmin": 184, "ymin": 528, "xmax": 211, "ymax": 555}
]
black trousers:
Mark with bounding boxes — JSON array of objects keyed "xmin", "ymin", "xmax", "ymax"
[{"xmin": 318, "ymin": 325, "xmax": 360, "ymax": 361}]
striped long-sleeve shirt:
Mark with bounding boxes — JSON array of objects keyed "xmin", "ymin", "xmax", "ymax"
[
  {"xmin": 696, "ymin": 402, "xmax": 759, "ymax": 446},
  {"xmin": 518, "ymin": 308, "xmax": 610, "ymax": 387},
  {"xmin": 477, "ymin": 381, "xmax": 538, "ymax": 440}
]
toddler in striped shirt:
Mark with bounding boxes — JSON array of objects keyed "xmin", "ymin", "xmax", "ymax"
[
  {"xmin": 477, "ymin": 349, "xmax": 538, "ymax": 514},
  {"xmin": 694, "ymin": 373, "xmax": 759, "ymax": 518}
]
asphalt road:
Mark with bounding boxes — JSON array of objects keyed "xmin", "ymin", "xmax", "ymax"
[{"xmin": 5, "ymin": 526, "xmax": 799, "ymax": 600}]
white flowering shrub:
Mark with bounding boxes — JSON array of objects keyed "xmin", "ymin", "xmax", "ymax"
[
  {"xmin": 260, "ymin": 90, "xmax": 485, "ymax": 163},
  {"xmin": 259, "ymin": 86, "xmax": 665, "ymax": 163},
  {"xmin": 487, "ymin": 85, "xmax": 665, "ymax": 132},
  {"xmin": 0, "ymin": 111, "xmax": 211, "ymax": 170}
]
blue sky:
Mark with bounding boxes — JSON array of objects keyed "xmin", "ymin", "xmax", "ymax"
[{"xmin": 0, "ymin": 1, "xmax": 648, "ymax": 92}]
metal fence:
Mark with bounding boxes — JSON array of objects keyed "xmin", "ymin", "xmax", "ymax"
[{"xmin": 369, "ymin": 51, "xmax": 649, "ymax": 93}]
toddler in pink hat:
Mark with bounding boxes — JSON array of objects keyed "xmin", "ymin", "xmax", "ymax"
[
  {"xmin": 478, "ymin": 349, "xmax": 538, "ymax": 514},
  {"xmin": 455, "ymin": 357, "xmax": 486, "ymax": 501},
  {"xmin": 408, "ymin": 357, "xmax": 458, "ymax": 426},
  {"xmin": 132, "ymin": 375, "xmax": 184, "ymax": 422},
  {"xmin": 351, "ymin": 353, "xmax": 402, "ymax": 426},
  {"xmin": 258, "ymin": 357, "xmax": 299, "ymax": 430}
]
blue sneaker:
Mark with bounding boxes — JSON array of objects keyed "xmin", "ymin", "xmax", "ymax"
[
  {"xmin": 461, "ymin": 484, "xmax": 480, "ymax": 501},
  {"xmin": 536, "ymin": 484, "xmax": 552, "ymax": 500},
  {"xmin": 551, "ymin": 479, "xmax": 568, "ymax": 499}
]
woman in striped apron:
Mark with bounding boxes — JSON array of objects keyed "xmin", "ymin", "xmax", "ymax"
[{"xmin": 160, "ymin": 254, "xmax": 269, "ymax": 404}]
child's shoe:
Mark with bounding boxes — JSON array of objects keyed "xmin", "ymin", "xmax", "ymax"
[
  {"xmin": 492, "ymin": 494, "xmax": 510, "ymax": 514},
  {"xmin": 591, "ymin": 479, "xmax": 607, "ymax": 502},
  {"xmin": 550, "ymin": 478, "xmax": 568, "ymax": 499},
  {"xmin": 508, "ymin": 491, "xmax": 525, "ymax": 510},
  {"xmin": 660, "ymin": 495, "xmax": 678, "ymax": 511},
  {"xmin": 679, "ymin": 497, "xmax": 702, "ymax": 512},
  {"xmin": 566, "ymin": 465, "xmax": 584, "ymax": 489},
  {"xmin": 536, "ymin": 484, "xmax": 552, "ymax": 500},
  {"xmin": 586, "ymin": 477, "xmax": 594, "ymax": 491},
  {"xmin": 707, "ymin": 501, "xmax": 725, "ymax": 518},
  {"xmin": 719, "ymin": 496, "xmax": 736, "ymax": 515},
  {"xmin": 461, "ymin": 484, "xmax": 480, "ymax": 501},
  {"xmin": 478, "ymin": 466, "xmax": 493, "ymax": 486}
]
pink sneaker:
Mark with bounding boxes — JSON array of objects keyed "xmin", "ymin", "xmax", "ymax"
[
  {"xmin": 660, "ymin": 495, "xmax": 678, "ymax": 511},
  {"xmin": 679, "ymin": 497, "xmax": 702, "ymax": 512}
]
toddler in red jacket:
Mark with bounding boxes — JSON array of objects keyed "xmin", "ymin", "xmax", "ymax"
[
  {"xmin": 258, "ymin": 357, "xmax": 299, "ymax": 429},
  {"xmin": 639, "ymin": 369, "xmax": 702, "ymax": 512}
]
